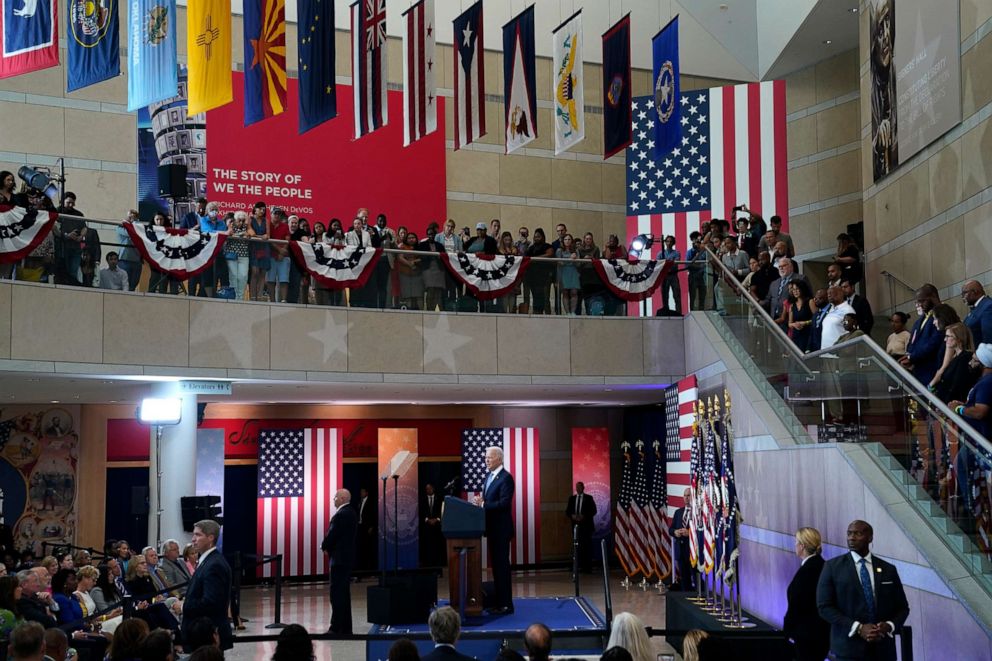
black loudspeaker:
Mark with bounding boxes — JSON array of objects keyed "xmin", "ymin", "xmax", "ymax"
[
  {"xmin": 180, "ymin": 495, "xmax": 223, "ymax": 530},
  {"xmin": 366, "ymin": 572, "xmax": 437, "ymax": 624},
  {"xmin": 131, "ymin": 486, "xmax": 149, "ymax": 515},
  {"xmin": 157, "ymin": 164, "xmax": 188, "ymax": 197}
]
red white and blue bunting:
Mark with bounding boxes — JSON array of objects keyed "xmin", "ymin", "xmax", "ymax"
[
  {"xmin": 593, "ymin": 258, "xmax": 673, "ymax": 302},
  {"xmin": 440, "ymin": 252, "xmax": 531, "ymax": 301},
  {"xmin": 0, "ymin": 205, "xmax": 57, "ymax": 263},
  {"xmin": 289, "ymin": 242, "xmax": 382, "ymax": 290},
  {"xmin": 124, "ymin": 221, "xmax": 227, "ymax": 280}
]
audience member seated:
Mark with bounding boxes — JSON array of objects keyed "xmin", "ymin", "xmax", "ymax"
[
  {"xmin": 422, "ymin": 606, "xmax": 473, "ymax": 661},
  {"xmin": 50, "ymin": 568, "xmax": 84, "ymax": 630},
  {"xmin": 187, "ymin": 646, "xmax": 224, "ymax": 661},
  {"xmin": 599, "ymin": 647, "xmax": 634, "ymax": 661},
  {"xmin": 885, "ymin": 312, "xmax": 910, "ymax": 358},
  {"xmin": 387, "ymin": 638, "xmax": 421, "ymax": 661},
  {"xmin": 7, "ymin": 621, "xmax": 46, "ymax": 661},
  {"xmin": 930, "ymin": 323, "xmax": 979, "ymax": 404},
  {"xmin": 270, "ymin": 623, "xmax": 312, "ymax": 661},
  {"xmin": 524, "ymin": 623, "xmax": 552, "ymax": 661},
  {"xmin": 605, "ymin": 612, "xmax": 653, "ymax": 661},
  {"xmin": 71, "ymin": 550, "xmax": 93, "ymax": 568},
  {"xmin": 16, "ymin": 570, "xmax": 59, "ymax": 628},
  {"xmin": 157, "ymin": 541, "xmax": 192, "ymax": 597},
  {"xmin": 142, "ymin": 547, "xmax": 180, "ymax": 600},
  {"xmin": 492, "ymin": 649, "xmax": 524, "ymax": 661},
  {"xmin": 76, "ymin": 565, "xmax": 122, "ymax": 635},
  {"xmin": 681, "ymin": 629, "xmax": 709, "ymax": 661},
  {"xmin": 98, "ymin": 252, "xmax": 130, "ymax": 291},
  {"xmin": 138, "ymin": 628, "xmax": 175, "ymax": 661},
  {"xmin": 182, "ymin": 545, "xmax": 199, "ymax": 576},
  {"xmin": 43, "ymin": 627, "xmax": 69, "ymax": 661},
  {"xmin": 0, "ymin": 575, "xmax": 22, "ymax": 636},
  {"xmin": 91, "ymin": 562, "xmax": 121, "ymax": 612},
  {"xmin": 182, "ymin": 616, "xmax": 220, "ymax": 655},
  {"xmin": 106, "ymin": 618, "xmax": 150, "ymax": 661}
]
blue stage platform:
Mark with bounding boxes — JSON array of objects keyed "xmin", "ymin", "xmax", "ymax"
[{"xmin": 367, "ymin": 596, "xmax": 609, "ymax": 660}]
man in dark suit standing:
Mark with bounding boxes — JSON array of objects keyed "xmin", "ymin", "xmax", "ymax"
[
  {"xmin": 354, "ymin": 487, "xmax": 377, "ymax": 574},
  {"xmin": 421, "ymin": 483, "xmax": 444, "ymax": 567},
  {"xmin": 816, "ymin": 520, "xmax": 909, "ymax": 661},
  {"xmin": 321, "ymin": 489, "xmax": 358, "ymax": 634},
  {"xmin": 668, "ymin": 488, "xmax": 694, "ymax": 591},
  {"xmin": 962, "ymin": 280, "xmax": 992, "ymax": 346},
  {"xmin": 900, "ymin": 285, "xmax": 945, "ymax": 387},
  {"xmin": 565, "ymin": 481, "xmax": 597, "ymax": 573},
  {"xmin": 842, "ymin": 279, "xmax": 875, "ymax": 336},
  {"xmin": 473, "ymin": 446, "xmax": 515, "ymax": 614},
  {"xmin": 181, "ymin": 519, "xmax": 233, "ymax": 651}
]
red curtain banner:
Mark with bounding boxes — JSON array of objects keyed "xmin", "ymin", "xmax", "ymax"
[{"xmin": 571, "ymin": 427, "xmax": 611, "ymax": 542}]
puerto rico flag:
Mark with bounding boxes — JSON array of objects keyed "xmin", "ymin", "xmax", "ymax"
[
  {"xmin": 1, "ymin": 0, "xmax": 58, "ymax": 79},
  {"xmin": 502, "ymin": 4, "xmax": 536, "ymax": 154},
  {"xmin": 402, "ymin": 0, "xmax": 436, "ymax": 146},
  {"xmin": 351, "ymin": 0, "xmax": 388, "ymax": 138},
  {"xmin": 453, "ymin": 0, "xmax": 484, "ymax": 150}
]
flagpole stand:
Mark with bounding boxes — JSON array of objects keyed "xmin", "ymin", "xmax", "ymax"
[
  {"xmin": 620, "ymin": 575, "xmax": 631, "ymax": 590},
  {"xmin": 638, "ymin": 577, "xmax": 649, "ymax": 591},
  {"xmin": 687, "ymin": 572, "xmax": 705, "ymax": 603},
  {"xmin": 654, "ymin": 580, "xmax": 666, "ymax": 594}
]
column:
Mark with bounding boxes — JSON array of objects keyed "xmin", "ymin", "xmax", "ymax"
[{"xmin": 147, "ymin": 394, "xmax": 198, "ymax": 548}]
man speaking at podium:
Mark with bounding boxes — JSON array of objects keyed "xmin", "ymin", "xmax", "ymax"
[{"xmin": 473, "ymin": 446, "xmax": 515, "ymax": 614}]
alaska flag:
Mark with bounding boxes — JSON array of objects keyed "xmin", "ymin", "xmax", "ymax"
[
  {"xmin": 66, "ymin": 0, "xmax": 120, "ymax": 91},
  {"xmin": 127, "ymin": 0, "xmax": 178, "ymax": 111},
  {"xmin": 601, "ymin": 14, "xmax": 631, "ymax": 159},
  {"xmin": 298, "ymin": 0, "xmax": 335, "ymax": 133},
  {"xmin": 243, "ymin": 0, "xmax": 287, "ymax": 125},
  {"xmin": 651, "ymin": 15, "xmax": 680, "ymax": 159},
  {"xmin": 0, "ymin": 0, "xmax": 59, "ymax": 79},
  {"xmin": 502, "ymin": 5, "xmax": 536, "ymax": 154}
]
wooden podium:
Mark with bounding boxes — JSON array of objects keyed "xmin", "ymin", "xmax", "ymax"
[{"xmin": 442, "ymin": 496, "xmax": 485, "ymax": 617}]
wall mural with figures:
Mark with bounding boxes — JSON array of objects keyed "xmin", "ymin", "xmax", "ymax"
[{"xmin": 0, "ymin": 405, "xmax": 80, "ymax": 555}]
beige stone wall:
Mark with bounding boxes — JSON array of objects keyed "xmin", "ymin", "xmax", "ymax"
[
  {"xmin": 783, "ymin": 49, "xmax": 863, "ymax": 261},
  {"xmin": 860, "ymin": 4, "xmax": 992, "ymax": 315}
]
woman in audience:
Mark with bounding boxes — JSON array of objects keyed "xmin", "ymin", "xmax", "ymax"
[
  {"xmin": 182, "ymin": 544, "xmax": 198, "ymax": 575},
  {"xmin": 76, "ymin": 565, "xmax": 122, "ymax": 634},
  {"xmin": 605, "ymin": 612, "xmax": 652, "ymax": 661},
  {"xmin": 91, "ymin": 562, "xmax": 121, "ymax": 612},
  {"xmin": 58, "ymin": 551, "xmax": 74, "ymax": 570},
  {"xmin": 138, "ymin": 628, "xmax": 174, "ymax": 661},
  {"xmin": 125, "ymin": 556, "xmax": 160, "ymax": 601},
  {"xmin": 248, "ymin": 201, "xmax": 270, "ymax": 301},
  {"xmin": 496, "ymin": 231, "xmax": 519, "ymax": 313},
  {"xmin": 786, "ymin": 279, "xmax": 816, "ymax": 352},
  {"xmin": 106, "ymin": 617, "xmax": 149, "ymax": 661},
  {"xmin": 0, "ymin": 575, "xmax": 23, "ymax": 637},
  {"xmin": 784, "ymin": 527, "xmax": 829, "ymax": 661},
  {"xmin": 225, "ymin": 210, "xmax": 252, "ymax": 300},
  {"xmin": 72, "ymin": 549, "xmax": 92, "ymax": 568},
  {"xmin": 146, "ymin": 214, "xmax": 180, "ymax": 295},
  {"xmin": 437, "ymin": 219, "xmax": 464, "ymax": 309},
  {"xmin": 51, "ymin": 568, "xmax": 85, "ymax": 630},
  {"xmin": 931, "ymin": 323, "xmax": 979, "ymax": 404},
  {"xmin": 115, "ymin": 540, "xmax": 133, "ymax": 573},
  {"xmin": 0, "ymin": 170, "xmax": 19, "ymax": 205},
  {"xmin": 556, "ymin": 233, "xmax": 580, "ymax": 315},
  {"xmin": 420, "ymin": 223, "xmax": 446, "ymax": 312},
  {"xmin": 681, "ymin": 629, "xmax": 710, "ymax": 661},
  {"xmin": 577, "ymin": 232, "xmax": 603, "ymax": 315},
  {"xmin": 834, "ymin": 233, "xmax": 862, "ymax": 285},
  {"xmin": 396, "ymin": 231, "xmax": 424, "ymax": 310},
  {"xmin": 272, "ymin": 623, "xmax": 314, "ymax": 661},
  {"xmin": 886, "ymin": 311, "xmax": 911, "ymax": 358},
  {"xmin": 41, "ymin": 555, "xmax": 59, "ymax": 580},
  {"xmin": 601, "ymin": 235, "xmax": 628, "ymax": 315},
  {"xmin": 389, "ymin": 226, "xmax": 409, "ymax": 307},
  {"xmin": 312, "ymin": 221, "xmax": 326, "ymax": 244},
  {"xmin": 524, "ymin": 228, "xmax": 555, "ymax": 315},
  {"xmin": 387, "ymin": 637, "xmax": 420, "ymax": 660}
]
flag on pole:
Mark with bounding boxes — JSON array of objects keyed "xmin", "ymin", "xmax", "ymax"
[
  {"xmin": 614, "ymin": 440, "xmax": 638, "ymax": 576},
  {"xmin": 127, "ymin": 0, "xmax": 177, "ymax": 111},
  {"xmin": 66, "ymin": 0, "xmax": 119, "ymax": 91},
  {"xmin": 552, "ymin": 9, "xmax": 583, "ymax": 155},
  {"xmin": 256, "ymin": 427, "xmax": 342, "ymax": 578},
  {"xmin": 0, "ymin": 0, "xmax": 58, "ymax": 79},
  {"xmin": 186, "ymin": 0, "xmax": 232, "ymax": 115},
  {"xmin": 687, "ymin": 405, "xmax": 701, "ymax": 570},
  {"xmin": 651, "ymin": 14, "xmax": 680, "ymax": 159},
  {"xmin": 297, "ymin": 0, "xmax": 336, "ymax": 133},
  {"xmin": 601, "ymin": 13, "xmax": 631, "ymax": 159},
  {"xmin": 701, "ymin": 413, "xmax": 720, "ymax": 575},
  {"xmin": 718, "ymin": 406, "xmax": 741, "ymax": 583},
  {"xmin": 651, "ymin": 438, "xmax": 672, "ymax": 581},
  {"xmin": 502, "ymin": 4, "xmax": 536, "ymax": 154},
  {"xmin": 351, "ymin": 0, "xmax": 388, "ymax": 138},
  {"xmin": 629, "ymin": 440, "xmax": 655, "ymax": 577},
  {"xmin": 243, "ymin": 0, "xmax": 287, "ymax": 125},
  {"xmin": 452, "ymin": 0, "xmax": 485, "ymax": 150},
  {"xmin": 402, "ymin": 0, "xmax": 436, "ymax": 146}
]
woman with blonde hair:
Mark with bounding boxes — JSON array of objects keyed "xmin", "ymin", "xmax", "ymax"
[
  {"xmin": 784, "ymin": 527, "xmax": 830, "ymax": 661},
  {"xmin": 681, "ymin": 629, "xmax": 709, "ymax": 661},
  {"xmin": 605, "ymin": 611, "xmax": 653, "ymax": 661}
]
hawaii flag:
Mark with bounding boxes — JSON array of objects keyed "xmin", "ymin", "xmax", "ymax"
[
  {"xmin": 243, "ymin": 0, "xmax": 286, "ymax": 125},
  {"xmin": 0, "ymin": 0, "xmax": 58, "ymax": 78},
  {"xmin": 502, "ymin": 4, "xmax": 536, "ymax": 154},
  {"xmin": 552, "ymin": 10, "xmax": 583, "ymax": 155},
  {"xmin": 402, "ymin": 0, "xmax": 436, "ymax": 146},
  {"xmin": 187, "ymin": 0, "xmax": 232, "ymax": 115},
  {"xmin": 127, "ymin": 0, "xmax": 178, "ymax": 111},
  {"xmin": 452, "ymin": 0, "xmax": 484, "ymax": 150},
  {"xmin": 352, "ymin": 0, "xmax": 388, "ymax": 138}
]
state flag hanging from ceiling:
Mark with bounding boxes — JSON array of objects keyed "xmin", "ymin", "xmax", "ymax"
[
  {"xmin": 126, "ymin": 0, "xmax": 178, "ymax": 111},
  {"xmin": 352, "ymin": 0, "xmax": 388, "ymax": 138},
  {"xmin": 297, "ymin": 0, "xmax": 336, "ymax": 133},
  {"xmin": 66, "ymin": 0, "xmax": 120, "ymax": 92},
  {"xmin": 651, "ymin": 15, "xmax": 681, "ymax": 159},
  {"xmin": 601, "ymin": 13, "xmax": 631, "ymax": 159},
  {"xmin": 0, "ymin": 0, "xmax": 59, "ymax": 79},
  {"xmin": 502, "ymin": 4, "xmax": 536, "ymax": 154},
  {"xmin": 243, "ymin": 0, "xmax": 287, "ymax": 126},
  {"xmin": 552, "ymin": 9, "xmax": 584, "ymax": 155},
  {"xmin": 187, "ymin": 0, "xmax": 233, "ymax": 116},
  {"xmin": 453, "ymin": 0, "xmax": 484, "ymax": 150},
  {"xmin": 402, "ymin": 0, "xmax": 436, "ymax": 147}
]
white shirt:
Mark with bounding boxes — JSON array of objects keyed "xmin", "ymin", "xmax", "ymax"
[
  {"xmin": 198, "ymin": 546, "xmax": 216, "ymax": 565},
  {"xmin": 484, "ymin": 465, "xmax": 504, "ymax": 493},
  {"xmin": 821, "ymin": 302, "xmax": 856, "ymax": 350}
]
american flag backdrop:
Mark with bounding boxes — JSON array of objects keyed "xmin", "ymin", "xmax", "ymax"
[
  {"xmin": 625, "ymin": 81, "xmax": 788, "ymax": 315},
  {"xmin": 461, "ymin": 428, "xmax": 541, "ymax": 565},
  {"xmin": 665, "ymin": 375, "xmax": 698, "ymax": 516},
  {"xmin": 256, "ymin": 428, "xmax": 342, "ymax": 578}
]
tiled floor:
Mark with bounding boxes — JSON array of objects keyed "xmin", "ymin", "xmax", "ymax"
[{"xmin": 226, "ymin": 569, "xmax": 680, "ymax": 660}]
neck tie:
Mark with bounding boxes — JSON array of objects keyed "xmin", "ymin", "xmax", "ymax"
[
  {"xmin": 577, "ymin": 494, "xmax": 583, "ymax": 512},
  {"xmin": 484, "ymin": 471, "xmax": 495, "ymax": 494},
  {"xmin": 859, "ymin": 558, "xmax": 876, "ymax": 621},
  {"xmin": 778, "ymin": 277, "xmax": 787, "ymax": 297},
  {"xmin": 429, "ymin": 495, "xmax": 434, "ymax": 510}
]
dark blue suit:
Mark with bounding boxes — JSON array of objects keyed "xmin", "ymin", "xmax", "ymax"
[
  {"xmin": 181, "ymin": 547, "xmax": 233, "ymax": 650},
  {"xmin": 906, "ymin": 312, "xmax": 944, "ymax": 387},
  {"xmin": 321, "ymin": 504, "xmax": 358, "ymax": 633},
  {"xmin": 816, "ymin": 553, "xmax": 909, "ymax": 661},
  {"xmin": 965, "ymin": 296, "xmax": 992, "ymax": 347},
  {"xmin": 483, "ymin": 468, "xmax": 515, "ymax": 610},
  {"xmin": 785, "ymin": 555, "xmax": 830, "ymax": 661}
]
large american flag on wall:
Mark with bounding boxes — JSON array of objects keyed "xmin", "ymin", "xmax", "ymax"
[
  {"xmin": 256, "ymin": 428, "xmax": 343, "ymax": 577},
  {"xmin": 462, "ymin": 427, "xmax": 541, "ymax": 565},
  {"xmin": 626, "ymin": 81, "xmax": 788, "ymax": 315},
  {"xmin": 664, "ymin": 375, "xmax": 698, "ymax": 516}
]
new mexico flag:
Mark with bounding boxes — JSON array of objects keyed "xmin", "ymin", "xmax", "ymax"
[{"xmin": 187, "ymin": 0, "xmax": 233, "ymax": 115}]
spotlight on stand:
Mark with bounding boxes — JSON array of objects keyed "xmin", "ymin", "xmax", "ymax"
[
  {"xmin": 628, "ymin": 233, "xmax": 655, "ymax": 259},
  {"xmin": 17, "ymin": 166, "xmax": 60, "ymax": 205},
  {"xmin": 137, "ymin": 397, "xmax": 182, "ymax": 425}
]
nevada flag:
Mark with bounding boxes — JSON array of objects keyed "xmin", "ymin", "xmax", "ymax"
[{"xmin": 0, "ymin": 0, "xmax": 59, "ymax": 79}]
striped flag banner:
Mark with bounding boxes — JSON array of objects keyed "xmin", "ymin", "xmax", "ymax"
[
  {"xmin": 614, "ymin": 440, "xmax": 638, "ymax": 576},
  {"xmin": 256, "ymin": 427, "xmax": 342, "ymax": 578},
  {"xmin": 665, "ymin": 375, "xmax": 698, "ymax": 516},
  {"xmin": 351, "ymin": 0, "xmax": 388, "ymax": 138},
  {"xmin": 625, "ymin": 81, "xmax": 788, "ymax": 316},
  {"xmin": 402, "ymin": 0, "xmax": 436, "ymax": 146},
  {"xmin": 452, "ymin": 0, "xmax": 485, "ymax": 150}
]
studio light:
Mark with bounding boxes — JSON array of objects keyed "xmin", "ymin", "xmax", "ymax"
[
  {"xmin": 137, "ymin": 397, "xmax": 183, "ymax": 425},
  {"xmin": 17, "ymin": 166, "xmax": 60, "ymax": 204},
  {"xmin": 629, "ymin": 233, "xmax": 656, "ymax": 258}
]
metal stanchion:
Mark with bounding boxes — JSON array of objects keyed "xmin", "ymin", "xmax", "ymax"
[
  {"xmin": 264, "ymin": 554, "xmax": 286, "ymax": 629},
  {"xmin": 572, "ymin": 525, "xmax": 580, "ymax": 598}
]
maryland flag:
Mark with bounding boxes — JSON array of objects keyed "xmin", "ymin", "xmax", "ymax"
[
  {"xmin": 187, "ymin": 0, "xmax": 232, "ymax": 115},
  {"xmin": 243, "ymin": 0, "xmax": 287, "ymax": 125}
]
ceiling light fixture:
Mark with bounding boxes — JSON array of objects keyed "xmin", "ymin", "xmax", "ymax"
[
  {"xmin": 849, "ymin": 7, "xmax": 858, "ymax": 13},
  {"xmin": 823, "ymin": 39, "xmax": 833, "ymax": 45}
]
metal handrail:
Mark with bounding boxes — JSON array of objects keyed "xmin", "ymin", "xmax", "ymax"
[{"xmin": 880, "ymin": 270, "xmax": 917, "ymax": 293}]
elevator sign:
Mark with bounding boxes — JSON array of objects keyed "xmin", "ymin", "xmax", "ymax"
[{"xmin": 178, "ymin": 381, "xmax": 232, "ymax": 395}]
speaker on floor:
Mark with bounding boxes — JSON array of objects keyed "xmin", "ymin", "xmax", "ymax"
[
  {"xmin": 366, "ymin": 572, "xmax": 437, "ymax": 624},
  {"xmin": 157, "ymin": 164, "xmax": 188, "ymax": 198}
]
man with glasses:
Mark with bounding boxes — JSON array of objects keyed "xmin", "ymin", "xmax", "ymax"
[{"xmin": 962, "ymin": 281, "xmax": 992, "ymax": 346}]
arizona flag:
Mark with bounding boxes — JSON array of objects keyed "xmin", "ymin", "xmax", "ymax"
[
  {"xmin": 453, "ymin": 0, "xmax": 484, "ymax": 150},
  {"xmin": 0, "ymin": 0, "xmax": 59, "ymax": 79},
  {"xmin": 243, "ymin": 0, "xmax": 286, "ymax": 126},
  {"xmin": 351, "ymin": 0, "xmax": 388, "ymax": 139},
  {"xmin": 402, "ymin": 0, "xmax": 436, "ymax": 146},
  {"xmin": 503, "ymin": 5, "xmax": 536, "ymax": 154},
  {"xmin": 187, "ymin": 0, "xmax": 232, "ymax": 116}
]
